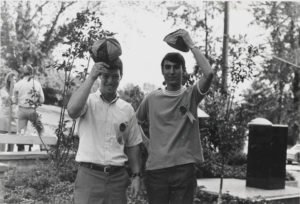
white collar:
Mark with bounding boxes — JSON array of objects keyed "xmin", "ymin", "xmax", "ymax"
[
  {"xmin": 161, "ymin": 86, "xmax": 186, "ymax": 96},
  {"xmin": 97, "ymin": 90, "xmax": 119, "ymax": 104}
]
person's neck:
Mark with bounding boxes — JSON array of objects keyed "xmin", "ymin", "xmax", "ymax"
[
  {"xmin": 101, "ymin": 92, "xmax": 117, "ymax": 103},
  {"xmin": 166, "ymin": 84, "xmax": 182, "ymax": 92}
]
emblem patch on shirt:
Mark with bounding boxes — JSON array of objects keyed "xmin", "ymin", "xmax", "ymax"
[
  {"xmin": 116, "ymin": 122, "xmax": 128, "ymax": 145},
  {"xmin": 119, "ymin": 122, "xmax": 127, "ymax": 132},
  {"xmin": 179, "ymin": 105, "xmax": 195, "ymax": 123},
  {"xmin": 179, "ymin": 106, "xmax": 187, "ymax": 115}
]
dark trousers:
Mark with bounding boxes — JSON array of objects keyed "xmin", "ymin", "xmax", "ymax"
[
  {"xmin": 74, "ymin": 165, "xmax": 130, "ymax": 204},
  {"xmin": 145, "ymin": 163, "xmax": 197, "ymax": 204}
]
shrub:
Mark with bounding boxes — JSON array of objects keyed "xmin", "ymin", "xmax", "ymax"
[
  {"xmin": 4, "ymin": 161, "xmax": 76, "ymax": 203},
  {"xmin": 227, "ymin": 152, "xmax": 247, "ymax": 166},
  {"xmin": 43, "ymin": 87, "xmax": 63, "ymax": 107}
]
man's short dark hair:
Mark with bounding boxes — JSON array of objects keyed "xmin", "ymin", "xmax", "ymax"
[
  {"xmin": 108, "ymin": 57, "xmax": 123, "ymax": 76},
  {"xmin": 161, "ymin": 52, "xmax": 186, "ymax": 73}
]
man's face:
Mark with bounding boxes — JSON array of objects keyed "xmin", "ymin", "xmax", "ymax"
[
  {"xmin": 162, "ymin": 60, "xmax": 183, "ymax": 88},
  {"xmin": 99, "ymin": 68, "xmax": 121, "ymax": 95}
]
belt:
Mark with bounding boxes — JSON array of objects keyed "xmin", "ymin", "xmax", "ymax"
[{"xmin": 80, "ymin": 162, "xmax": 124, "ymax": 174}]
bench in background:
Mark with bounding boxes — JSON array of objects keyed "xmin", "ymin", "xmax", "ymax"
[{"xmin": 0, "ymin": 133, "xmax": 57, "ymax": 169}]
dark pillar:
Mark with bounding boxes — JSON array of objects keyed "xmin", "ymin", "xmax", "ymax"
[{"xmin": 246, "ymin": 118, "xmax": 288, "ymax": 189}]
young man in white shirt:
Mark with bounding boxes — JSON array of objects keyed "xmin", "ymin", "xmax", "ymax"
[{"xmin": 68, "ymin": 58, "xmax": 142, "ymax": 204}]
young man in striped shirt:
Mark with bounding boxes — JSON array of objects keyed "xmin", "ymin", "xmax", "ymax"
[{"xmin": 136, "ymin": 29, "xmax": 213, "ymax": 204}]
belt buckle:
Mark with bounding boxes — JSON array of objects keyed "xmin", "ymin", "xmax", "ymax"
[{"xmin": 104, "ymin": 166, "xmax": 111, "ymax": 174}]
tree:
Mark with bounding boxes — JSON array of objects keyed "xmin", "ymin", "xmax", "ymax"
[
  {"xmin": 118, "ymin": 84, "xmax": 144, "ymax": 111},
  {"xmin": 249, "ymin": 1, "xmax": 300, "ymax": 143},
  {"xmin": 40, "ymin": 2, "xmax": 75, "ymax": 55},
  {"xmin": 0, "ymin": 1, "xmax": 77, "ymax": 73},
  {"xmin": 221, "ymin": 2, "xmax": 229, "ymax": 95}
]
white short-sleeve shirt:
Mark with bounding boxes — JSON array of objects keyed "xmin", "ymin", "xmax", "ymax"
[
  {"xmin": 14, "ymin": 77, "xmax": 44, "ymax": 108},
  {"xmin": 75, "ymin": 90, "xmax": 142, "ymax": 166}
]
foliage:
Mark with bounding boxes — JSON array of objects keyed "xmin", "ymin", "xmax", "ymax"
[
  {"xmin": 43, "ymin": 86, "xmax": 64, "ymax": 106},
  {"xmin": 196, "ymin": 146, "xmax": 247, "ymax": 179},
  {"xmin": 1, "ymin": 1, "xmax": 44, "ymax": 71},
  {"xmin": 196, "ymin": 40, "xmax": 259, "ymax": 182},
  {"xmin": 4, "ymin": 161, "xmax": 76, "ymax": 203},
  {"xmin": 3, "ymin": 160, "xmax": 294, "ymax": 203},
  {"xmin": 40, "ymin": 69, "xmax": 65, "ymax": 106},
  {"xmin": 0, "ymin": 1, "xmax": 79, "ymax": 110},
  {"xmin": 0, "ymin": 1, "xmax": 76, "ymax": 72},
  {"xmin": 164, "ymin": 1, "xmax": 223, "ymax": 56},
  {"xmin": 0, "ymin": 65, "xmax": 15, "ymax": 88},
  {"xmin": 119, "ymin": 84, "xmax": 145, "ymax": 111},
  {"xmin": 197, "ymin": 147, "xmax": 295, "ymax": 181},
  {"xmin": 247, "ymin": 1, "xmax": 300, "ymax": 144}
]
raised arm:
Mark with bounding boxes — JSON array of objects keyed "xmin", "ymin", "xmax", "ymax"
[
  {"xmin": 181, "ymin": 30, "xmax": 214, "ymax": 93},
  {"xmin": 67, "ymin": 62, "xmax": 109, "ymax": 119}
]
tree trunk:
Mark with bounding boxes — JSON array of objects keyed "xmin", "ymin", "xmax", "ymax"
[
  {"xmin": 293, "ymin": 48, "xmax": 300, "ymax": 142},
  {"xmin": 218, "ymin": 3, "xmax": 229, "ymax": 204},
  {"xmin": 221, "ymin": 1, "xmax": 229, "ymax": 95},
  {"xmin": 204, "ymin": 3, "xmax": 208, "ymax": 58}
]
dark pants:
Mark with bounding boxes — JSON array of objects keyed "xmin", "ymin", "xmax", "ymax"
[
  {"xmin": 74, "ymin": 165, "xmax": 130, "ymax": 204},
  {"xmin": 145, "ymin": 163, "xmax": 197, "ymax": 204}
]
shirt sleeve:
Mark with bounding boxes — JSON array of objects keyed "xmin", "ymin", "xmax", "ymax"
[
  {"xmin": 136, "ymin": 95, "xmax": 149, "ymax": 124},
  {"xmin": 125, "ymin": 107, "xmax": 143, "ymax": 147},
  {"xmin": 193, "ymin": 81, "xmax": 209, "ymax": 105}
]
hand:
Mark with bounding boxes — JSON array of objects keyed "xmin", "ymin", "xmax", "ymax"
[
  {"xmin": 89, "ymin": 62, "xmax": 109, "ymax": 81},
  {"xmin": 176, "ymin": 29, "xmax": 195, "ymax": 49},
  {"xmin": 130, "ymin": 176, "xmax": 141, "ymax": 198}
]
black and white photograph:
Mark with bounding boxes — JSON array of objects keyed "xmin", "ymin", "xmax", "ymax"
[{"xmin": 0, "ymin": 1, "xmax": 299, "ymax": 203}]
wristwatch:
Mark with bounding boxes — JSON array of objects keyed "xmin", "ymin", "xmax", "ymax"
[{"xmin": 131, "ymin": 172, "xmax": 142, "ymax": 178}]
